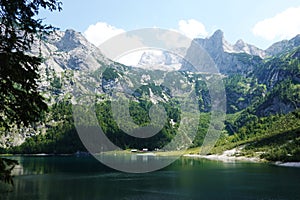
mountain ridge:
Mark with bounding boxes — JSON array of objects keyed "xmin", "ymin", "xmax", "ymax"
[
  {"xmin": 34, "ymin": 28, "xmax": 300, "ymax": 75},
  {"xmin": 1, "ymin": 28, "xmax": 300, "ymax": 159},
  {"xmin": 266, "ymin": 34, "xmax": 300, "ymax": 56}
]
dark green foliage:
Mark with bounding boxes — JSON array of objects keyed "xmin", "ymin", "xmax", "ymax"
[
  {"xmin": 0, "ymin": 0, "xmax": 62, "ymax": 128},
  {"xmin": 0, "ymin": 0, "xmax": 62, "ymax": 186},
  {"xmin": 215, "ymin": 109, "xmax": 300, "ymax": 161},
  {"xmin": 255, "ymin": 47, "xmax": 300, "ymax": 88},
  {"xmin": 225, "ymin": 52, "xmax": 263, "ymax": 75},
  {"xmin": 235, "ymin": 110, "xmax": 300, "ymax": 142},
  {"xmin": 51, "ymin": 76, "xmax": 62, "ymax": 89},
  {"xmin": 95, "ymin": 100, "xmax": 178, "ymax": 150},
  {"xmin": 0, "ymin": 158, "xmax": 18, "ymax": 185},
  {"xmin": 102, "ymin": 68, "xmax": 119, "ymax": 81},
  {"xmin": 10, "ymin": 97, "xmax": 182, "ymax": 153},
  {"xmin": 224, "ymin": 75, "xmax": 265, "ymax": 113},
  {"xmin": 228, "ymin": 48, "xmax": 300, "ymax": 131},
  {"xmin": 255, "ymin": 79, "xmax": 300, "ymax": 116},
  {"xmin": 235, "ymin": 53, "xmax": 262, "ymax": 65},
  {"xmin": 195, "ymin": 79, "xmax": 211, "ymax": 112},
  {"xmin": 247, "ymin": 128, "xmax": 300, "ymax": 162},
  {"xmin": 0, "ymin": 49, "xmax": 48, "ymax": 128},
  {"xmin": 10, "ymin": 100, "xmax": 86, "ymax": 154},
  {"xmin": 190, "ymin": 113, "xmax": 210, "ymax": 147},
  {"xmin": 134, "ymin": 83, "xmax": 165, "ymax": 99}
]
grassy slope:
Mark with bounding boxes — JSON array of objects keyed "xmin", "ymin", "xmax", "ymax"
[{"xmin": 210, "ymin": 110, "xmax": 300, "ymax": 161}]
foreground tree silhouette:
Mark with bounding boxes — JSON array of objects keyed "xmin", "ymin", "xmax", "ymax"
[{"xmin": 0, "ymin": 0, "xmax": 62, "ymax": 185}]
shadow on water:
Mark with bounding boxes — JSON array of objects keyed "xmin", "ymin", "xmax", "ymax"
[{"xmin": 1, "ymin": 155, "xmax": 300, "ymax": 200}]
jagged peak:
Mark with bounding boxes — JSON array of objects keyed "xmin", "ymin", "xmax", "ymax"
[
  {"xmin": 292, "ymin": 34, "xmax": 300, "ymax": 39},
  {"xmin": 65, "ymin": 29, "xmax": 76, "ymax": 33},
  {"xmin": 235, "ymin": 39, "xmax": 245, "ymax": 46},
  {"xmin": 55, "ymin": 29, "xmax": 91, "ymax": 52},
  {"xmin": 290, "ymin": 34, "xmax": 300, "ymax": 45},
  {"xmin": 63, "ymin": 29, "xmax": 83, "ymax": 42},
  {"xmin": 266, "ymin": 33, "xmax": 300, "ymax": 56},
  {"xmin": 63, "ymin": 29, "xmax": 84, "ymax": 39},
  {"xmin": 233, "ymin": 39, "xmax": 248, "ymax": 50},
  {"xmin": 210, "ymin": 29, "xmax": 224, "ymax": 40}
]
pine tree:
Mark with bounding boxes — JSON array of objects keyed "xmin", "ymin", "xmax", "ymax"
[{"xmin": 0, "ymin": 0, "xmax": 62, "ymax": 185}]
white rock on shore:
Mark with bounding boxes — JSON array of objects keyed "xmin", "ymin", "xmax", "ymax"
[
  {"xmin": 275, "ymin": 162, "xmax": 300, "ymax": 168},
  {"xmin": 184, "ymin": 147, "xmax": 261, "ymax": 163}
]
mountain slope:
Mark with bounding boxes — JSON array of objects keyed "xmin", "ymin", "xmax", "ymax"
[
  {"xmin": 1, "ymin": 29, "xmax": 300, "ymax": 160},
  {"xmin": 32, "ymin": 29, "xmax": 111, "ymax": 72},
  {"xmin": 252, "ymin": 47, "xmax": 300, "ymax": 116},
  {"xmin": 181, "ymin": 30, "xmax": 264, "ymax": 75},
  {"xmin": 233, "ymin": 39, "xmax": 266, "ymax": 58},
  {"xmin": 266, "ymin": 34, "xmax": 300, "ymax": 56}
]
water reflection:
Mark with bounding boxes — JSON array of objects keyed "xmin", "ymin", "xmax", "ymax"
[{"xmin": 0, "ymin": 156, "xmax": 300, "ymax": 200}]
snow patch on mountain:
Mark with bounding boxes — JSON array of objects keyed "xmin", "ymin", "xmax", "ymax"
[{"xmin": 136, "ymin": 50, "xmax": 183, "ymax": 71}]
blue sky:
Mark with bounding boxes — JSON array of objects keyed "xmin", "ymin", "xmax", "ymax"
[{"xmin": 39, "ymin": 0, "xmax": 300, "ymax": 49}]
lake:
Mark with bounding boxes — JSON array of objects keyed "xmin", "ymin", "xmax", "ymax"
[{"xmin": 0, "ymin": 155, "xmax": 300, "ymax": 200}]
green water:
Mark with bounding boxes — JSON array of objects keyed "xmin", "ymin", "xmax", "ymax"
[{"xmin": 1, "ymin": 156, "xmax": 300, "ymax": 200}]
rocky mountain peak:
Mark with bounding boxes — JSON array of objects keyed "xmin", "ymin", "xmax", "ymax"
[
  {"xmin": 33, "ymin": 29, "xmax": 111, "ymax": 71},
  {"xmin": 207, "ymin": 29, "xmax": 237, "ymax": 53},
  {"xmin": 55, "ymin": 29, "xmax": 88, "ymax": 52},
  {"xmin": 210, "ymin": 29, "xmax": 224, "ymax": 40},
  {"xmin": 194, "ymin": 30, "xmax": 229, "ymax": 54},
  {"xmin": 266, "ymin": 34, "xmax": 300, "ymax": 56},
  {"xmin": 209, "ymin": 30, "xmax": 226, "ymax": 48},
  {"xmin": 233, "ymin": 39, "xmax": 266, "ymax": 58},
  {"xmin": 234, "ymin": 39, "xmax": 245, "ymax": 46}
]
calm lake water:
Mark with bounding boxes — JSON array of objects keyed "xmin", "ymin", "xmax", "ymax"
[{"xmin": 1, "ymin": 155, "xmax": 300, "ymax": 200}]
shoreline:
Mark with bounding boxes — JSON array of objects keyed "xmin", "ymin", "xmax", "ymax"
[
  {"xmin": 183, "ymin": 148, "xmax": 300, "ymax": 168},
  {"xmin": 2, "ymin": 150, "xmax": 300, "ymax": 168},
  {"xmin": 183, "ymin": 148, "xmax": 263, "ymax": 163},
  {"xmin": 183, "ymin": 153, "xmax": 262, "ymax": 163}
]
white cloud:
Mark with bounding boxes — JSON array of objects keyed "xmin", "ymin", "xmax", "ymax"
[
  {"xmin": 83, "ymin": 22, "xmax": 125, "ymax": 46},
  {"xmin": 178, "ymin": 19, "xmax": 208, "ymax": 39},
  {"xmin": 252, "ymin": 7, "xmax": 300, "ymax": 41}
]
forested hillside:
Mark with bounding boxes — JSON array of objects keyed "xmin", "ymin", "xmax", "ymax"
[{"xmin": 1, "ymin": 30, "xmax": 300, "ymax": 162}]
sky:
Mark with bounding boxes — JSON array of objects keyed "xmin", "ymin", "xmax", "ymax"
[{"xmin": 38, "ymin": 0, "xmax": 300, "ymax": 50}]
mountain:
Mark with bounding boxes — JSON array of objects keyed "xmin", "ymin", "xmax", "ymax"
[
  {"xmin": 182, "ymin": 30, "xmax": 263, "ymax": 75},
  {"xmin": 266, "ymin": 34, "xmax": 300, "ymax": 56},
  {"xmin": 31, "ymin": 29, "xmax": 111, "ymax": 72},
  {"xmin": 256, "ymin": 47, "xmax": 300, "ymax": 88},
  {"xmin": 193, "ymin": 30, "xmax": 265, "ymax": 57},
  {"xmin": 1, "ymin": 29, "xmax": 300, "ymax": 162},
  {"xmin": 137, "ymin": 30, "xmax": 300, "ymax": 76},
  {"xmin": 253, "ymin": 47, "xmax": 300, "ymax": 116},
  {"xmin": 233, "ymin": 39, "xmax": 266, "ymax": 58},
  {"xmin": 136, "ymin": 30, "xmax": 265, "ymax": 75},
  {"xmin": 1, "ymin": 30, "xmax": 113, "ymax": 147},
  {"xmin": 134, "ymin": 30, "xmax": 266, "ymax": 75},
  {"xmin": 137, "ymin": 50, "xmax": 182, "ymax": 71}
]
